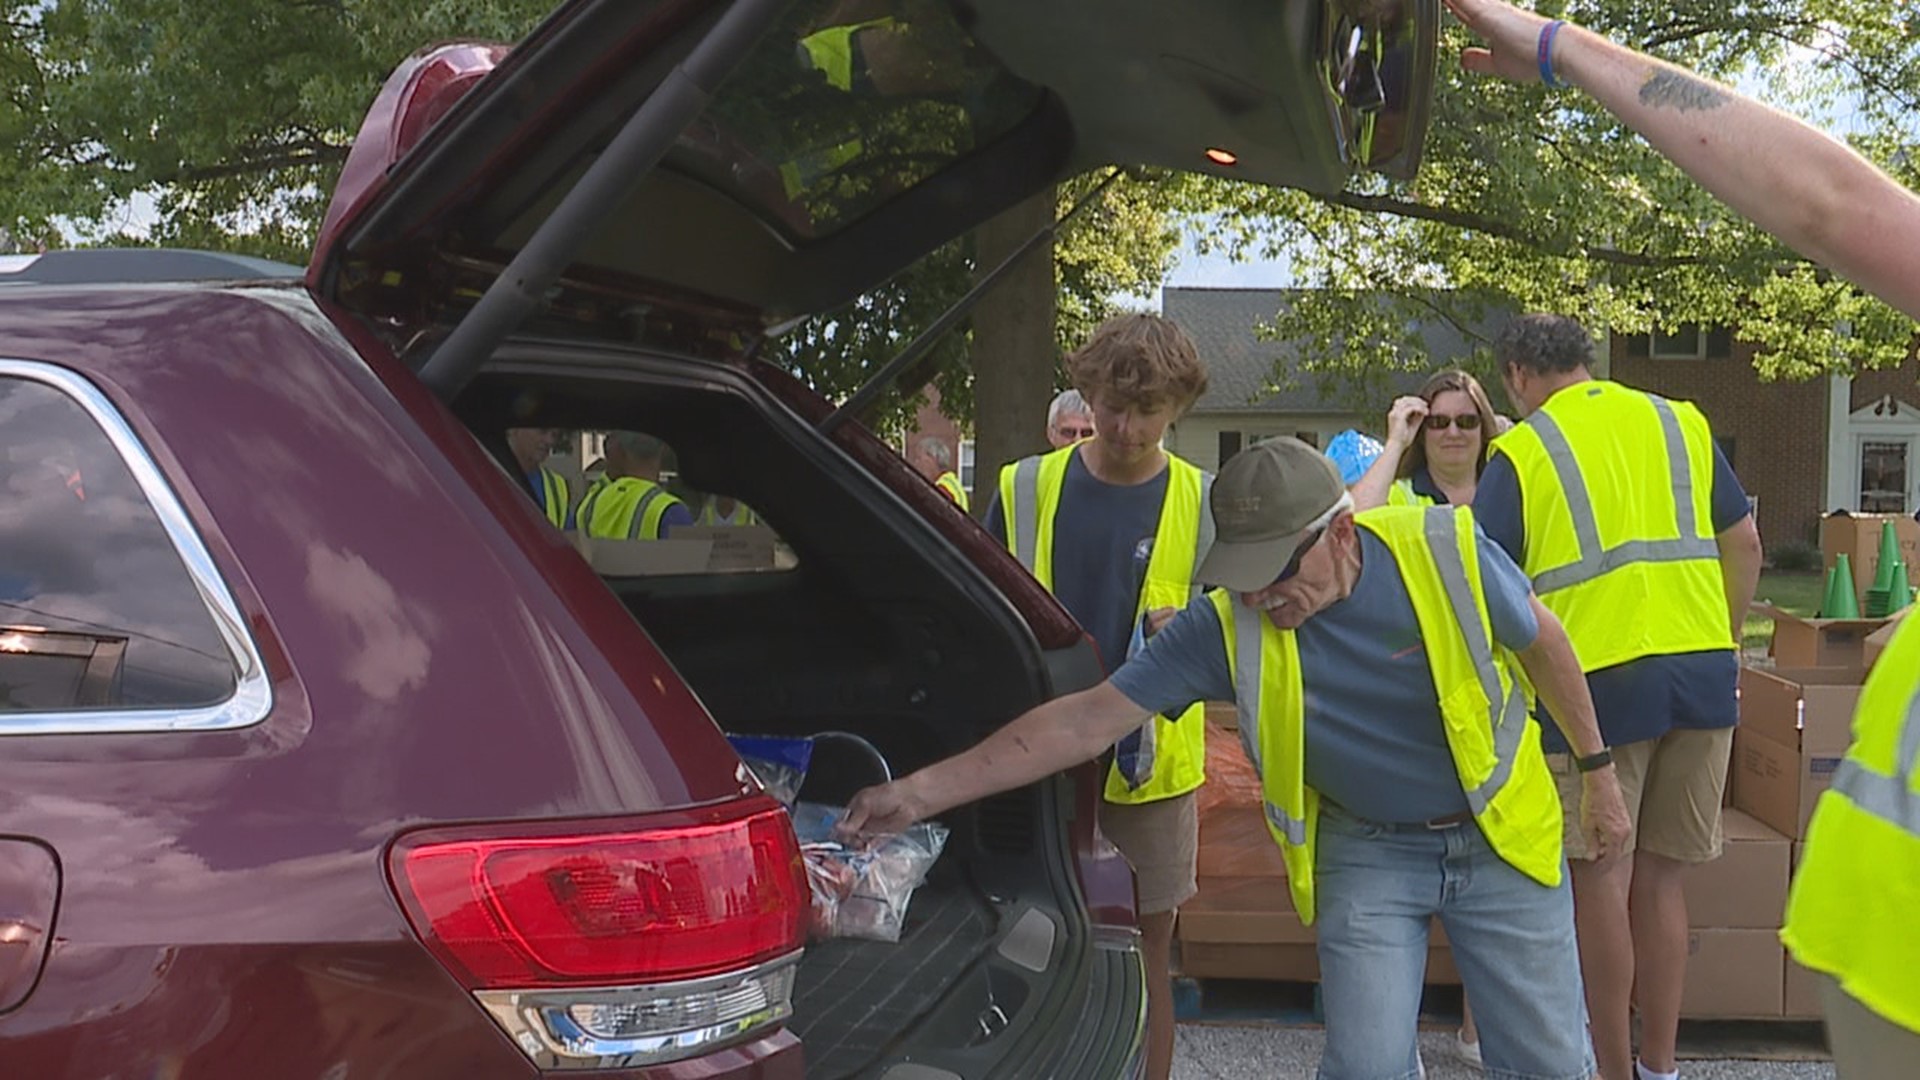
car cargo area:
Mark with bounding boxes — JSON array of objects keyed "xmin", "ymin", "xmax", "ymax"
[{"xmin": 455, "ymin": 351, "xmax": 1107, "ymax": 1078}]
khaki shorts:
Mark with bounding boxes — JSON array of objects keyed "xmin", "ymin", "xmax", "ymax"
[
  {"xmin": 1098, "ymin": 790, "xmax": 1199, "ymax": 915},
  {"xmin": 1548, "ymin": 726, "xmax": 1733, "ymax": 863}
]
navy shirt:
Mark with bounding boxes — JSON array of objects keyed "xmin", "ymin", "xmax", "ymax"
[
  {"xmin": 1109, "ymin": 528, "xmax": 1541, "ymax": 824},
  {"xmin": 1474, "ymin": 432, "xmax": 1750, "ymax": 750},
  {"xmin": 985, "ymin": 450, "xmax": 1170, "ymax": 674}
]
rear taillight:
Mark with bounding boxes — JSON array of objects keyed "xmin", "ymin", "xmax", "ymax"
[{"xmin": 387, "ymin": 796, "xmax": 807, "ymax": 1069}]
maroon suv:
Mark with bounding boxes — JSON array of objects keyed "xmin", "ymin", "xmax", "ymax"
[{"xmin": 0, "ymin": 1, "xmax": 1434, "ymax": 1076}]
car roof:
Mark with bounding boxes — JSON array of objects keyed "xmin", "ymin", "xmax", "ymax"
[{"xmin": 0, "ymin": 249, "xmax": 306, "ymax": 286}]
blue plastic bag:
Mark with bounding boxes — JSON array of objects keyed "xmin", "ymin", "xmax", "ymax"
[
  {"xmin": 726, "ymin": 734, "xmax": 814, "ymax": 804},
  {"xmin": 1323, "ymin": 428, "xmax": 1385, "ymax": 486}
]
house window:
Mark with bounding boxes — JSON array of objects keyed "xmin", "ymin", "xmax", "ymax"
[
  {"xmin": 1294, "ymin": 431, "xmax": 1320, "ymax": 449},
  {"xmin": 1861, "ymin": 440, "xmax": 1911, "ymax": 514},
  {"xmin": 958, "ymin": 439, "xmax": 975, "ymax": 492},
  {"xmin": 1651, "ymin": 325, "xmax": 1706, "ymax": 359},
  {"xmin": 1218, "ymin": 430, "xmax": 1243, "ymax": 465}
]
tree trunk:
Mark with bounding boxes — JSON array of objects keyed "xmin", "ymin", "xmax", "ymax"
[{"xmin": 969, "ymin": 187, "xmax": 1058, "ymax": 517}]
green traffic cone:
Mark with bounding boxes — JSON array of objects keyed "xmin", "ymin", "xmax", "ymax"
[
  {"xmin": 1871, "ymin": 522, "xmax": 1905, "ymax": 595},
  {"xmin": 1891, "ymin": 562, "xmax": 1914, "ymax": 615},
  {"xmin": 1823, "ymin": 555, "xmax": 1862, "ymax": 619}
]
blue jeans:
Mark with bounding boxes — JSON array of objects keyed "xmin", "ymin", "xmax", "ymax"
[{"xmin": 1315, "ymin": 802, "xmax": 1594, "ymax": 1080}]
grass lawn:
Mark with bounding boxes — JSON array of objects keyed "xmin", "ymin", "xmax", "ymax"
[{"xmin": 1743, "ymin": 570, "xmax": 1826, "ymax": 653}]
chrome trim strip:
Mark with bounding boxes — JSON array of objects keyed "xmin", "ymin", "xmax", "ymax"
[{"xmin": 0, "ymin": 359, "xmax": 272, "ymax": 735}]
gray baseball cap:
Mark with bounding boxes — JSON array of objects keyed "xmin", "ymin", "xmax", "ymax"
[{"xmin": 1196, "ymin": 437, "xmax": 1350, "ymax": 592}]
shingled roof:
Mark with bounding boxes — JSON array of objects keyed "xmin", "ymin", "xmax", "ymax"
[{"xmin": 1163, "ymin": 287, "xmax": 1503, "ymax": 414}]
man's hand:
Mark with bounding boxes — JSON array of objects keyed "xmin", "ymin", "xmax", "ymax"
[
  {"xmin": 840, "ymin": 778, "xmax": 927, "ymax": 837},
  {"xmin": 1444, "ymin": 0, "xmax": 1556, "ymax": 84},
  {"xmin": 1385, "ymin": 395, "xmax": 1429, "ymax": 448},
  {"xmin": 1578, "ymin": 766, "xmax": 1633, "ymax": 862},
  {"xmin": 1145, "ymin": 607, "xmax": 1178, "ymax": 637}
]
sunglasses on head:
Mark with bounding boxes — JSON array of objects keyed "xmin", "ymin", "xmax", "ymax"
[
  {"xmin": 1269, "ymin": 527, "xmax": 1327, "ymax": 587},
  {"xmin": 1423, "ymin": 413, "xmax": 1482, "ymax": 432}
]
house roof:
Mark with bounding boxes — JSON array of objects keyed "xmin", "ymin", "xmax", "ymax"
[{"xmin": 1163, "ymin": 286, "xmax": 1503, "ymax": 414}]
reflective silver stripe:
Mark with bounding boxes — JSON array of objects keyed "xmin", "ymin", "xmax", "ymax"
[
  {"xmin": 1194, "ymin": 474, "xmax": 1216, "ymax": 599},
  {"xmin": 1231, "ymin": 602, "xmax": 1266, "ymax": 775},
  {"xmin": 1423, "ymin": 507, "xmax": 1525, "ymax": 814},
  {"xmin": 1230, "ymin": 602, "xmax": 1308, "ymax": 847},
  {"xmin": 1531, "ymin": 536, "xmax": 1721, "ymax": 594},
  {"xmin": 1265, "ymin": 800, "xmax": 1308, "ymax": 846},
  {"xmin": 1831, "ymin": 689, "xmax": 1920, "ymax": 834},
  {"xmin": 577, "ymin": 487, "xmax": 603, "ymax": 533},
  {"xmin": 1527, "ymin": 401, "xmax": 1716, "ymax": 595},
  {"xmin": 1650, "ymin": 397, "xmax": 1698, "ymax": 539},
  {"xmin": 1012, "ymin": 456, "xmax": 1041, "ymax": 573},
  {"xmin": 629, "ymin": 485, "xmax": 667, "ymax": 539}
]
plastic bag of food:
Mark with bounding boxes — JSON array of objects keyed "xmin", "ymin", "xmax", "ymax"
[{"xmin": 790, "ymin": 802, "xmax": 949, "ymax": 943}]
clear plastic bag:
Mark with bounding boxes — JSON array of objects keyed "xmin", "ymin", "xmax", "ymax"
[
  {"xmin": 790, "ymin": 802, "xmax": 950, "ymax": 943},
  {"xmin": 725, "ymin": 734, "xmax": 814, "ymax": 806}
]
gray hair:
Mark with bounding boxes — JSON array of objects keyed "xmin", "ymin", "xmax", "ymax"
[
  {"xmin": 607, "ymin": 430, "xmax": 668, "ymax": 460},
  {"xmin": 914, "ymin": 436, "xmax": 952, "ymax": 470},
  {"xmin": 1047, "ymin": 388, "xmax": 1090, "ymax": 426},
  {"xmin": 1495, "ymin": 314, "xmax": 1595, "ymax": 376}
]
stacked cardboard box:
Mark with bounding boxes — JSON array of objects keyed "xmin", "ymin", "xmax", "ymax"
[
  {"xmin": 1679, "ymin": 809, "xmax": 1791, "ymax": 1018},
  {"xmin": 1820, "ymin": 513, "xmax": 1920, "ymax": 614}
]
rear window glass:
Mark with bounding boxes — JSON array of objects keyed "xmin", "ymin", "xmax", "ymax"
[
  {"xmin": 678, "ymin": 0, "xmax": 1043, "ymax": 239},
  {"xmin": 0, "ymin": 376, "xmax": 238, "ymax": 712}
]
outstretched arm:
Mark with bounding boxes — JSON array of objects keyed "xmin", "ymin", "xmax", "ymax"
[{"xmin": 1445, "ymin": 0, "xmax": 1920, "ymax": 321}]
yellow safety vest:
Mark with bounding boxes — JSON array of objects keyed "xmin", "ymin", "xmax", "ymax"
[
  {"xmin": 1000, "ymin": 446, "xmax": 1214, "ymax": 804},
  {"xmin": 699, "ymin": 499, "xmax": 758, "ymax": 527},
  {"xmin": 1782, "ymin": 614, "xmax": 1920, "ymax": 1034},
  {"xmin": 934, "ymin": 471, "xmax": 970, "ymax": 512},
  {"xmin": 577, "ymin": 477, "xmax": 686, "ymax": 541},
  {"xmin": 1490, "ymin": 381, "xmax": 1729, "ymax": 673},
  {"xmin": 535, "ymin": 467, "xmax": 570, "ymax": 529},
  {"xmin": 1388, "ymin": 477, "xmax": 1437, "ymax": 508},
  {"xmin": 1216, "ymin": 505, "xmax": 1563, "ymax": 923}
]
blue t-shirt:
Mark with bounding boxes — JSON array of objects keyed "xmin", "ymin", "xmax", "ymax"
[
  {"xmin": 1109, "ymin": 527, "xmax": 1540, "ymax": 824},
  {"xmin": 985, "ymin": 450, "xmax": 1170, "ymax": 673},
  {"xmin": 1474, "ymin": 433, "xmax": 1750, "ymax": 749}
]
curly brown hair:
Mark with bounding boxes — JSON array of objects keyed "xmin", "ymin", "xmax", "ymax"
[
  {"xmin": 1065, "ymin": 314, "xmax": 1210, "ymax": 416},
  {"xmin": 1397, "ymin": 369, "xmax": 1501, "ymax": 481}
]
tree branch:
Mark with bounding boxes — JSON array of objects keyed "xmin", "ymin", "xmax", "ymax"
[
  {"xmin": 1314, "ymin": 190, "xmax": 1716, "ymax": 268},
  {"xmin": 162, "ymin": 141, "xmax": 349, "ymax": 185}
]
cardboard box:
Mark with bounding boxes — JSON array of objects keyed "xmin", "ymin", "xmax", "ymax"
[
  {"xmin": 675, "ymin": 524, "xmax": 779, "ymax": 572},
  {"xmin": 1821, "ymin": 512, "xmax": 1920, "ymax": 612},
  {"xmin": 1784, "ymin": 955, "xmax": 1824, "ymax": 1019},
  {"xmin": 1180, "ymin": 877, "xmax": 1309, "ymax": 943},
  {"xmin": 1681, "ymin": 929, "xmax": 1785, "ymax": 1018},
  {"xmin": 580, "ymin": 536, "xmax": 714, "ymax": 576},
  {"xmin": 1204, "ymin": 702, "xmax": 1239, "ymax": 731},
  {"xmin": 1682, "ymin": 809, "xmax": 1790, "ymax": 929},
  {"xmin": 1739, "ymin": 667, "xmax": 1863, "ymax": 756},
  {"xmin": 1732, "ymin": 729, "xmax": 1843, "ymax": 839},
  {"xmin": 1761, "ymin": 606, "xmax": 1892, "ymax": 669},
  {"xmin": 1864, "ymin": 611, "xmax": 1909, "ymax": 671},
  {"xmin": 1180, "ymin": 940, "xmax": 1320, "ymax": 981},
  {"xmin": 1197, "ymin": 806, "xmax": 1289, "ymax": 879}
]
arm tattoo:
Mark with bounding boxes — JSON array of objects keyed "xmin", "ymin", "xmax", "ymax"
[{"xmin": 1638, "ymin": 69, "xmax": 1729, "ymax": 112}]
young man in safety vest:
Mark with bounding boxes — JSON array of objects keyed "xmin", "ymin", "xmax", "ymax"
[
  {"xmin": 1472, "ymin": 314, "xmax": 1764, "ymax": 1080},
  {"xmin": 981, "ymin": 312, "xmax": 1210, "ymax": 1080},
  {"xmin": 848, "ymin": 437, "xmax": 1632, "ymax": 1079},
  {"xmin": 577, "ymin": 431, "xmax": 695, "ymax": 540}
]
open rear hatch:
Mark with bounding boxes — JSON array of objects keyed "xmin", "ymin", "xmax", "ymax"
[{"xmin": 310, "ymin": 0, "xmax": 1437, "ymax": 382}]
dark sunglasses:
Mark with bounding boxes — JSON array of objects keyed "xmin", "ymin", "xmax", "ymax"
[
  {"xmin": 1054, "ymin": 424, "xmax": 1096, "ymax": 439},
  {"xmin": 1423, "ymin": 413, "xmax": 1482, "ymax": 432},
  {"xmin": 1270, "ymin": 527, "xmax": 1326, "ymax": 587}
]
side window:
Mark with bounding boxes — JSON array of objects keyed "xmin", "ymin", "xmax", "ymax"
[{"xmin": 0, "ymin": 373, "xmax": 239, "ymax": 713}]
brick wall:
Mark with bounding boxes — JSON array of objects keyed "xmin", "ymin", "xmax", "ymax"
[
  {"xmin": 1611, "ymin": 335, "xmax": 1826, "ymax": 547},
  {"xmin": 1848, "ymin": 356, "xmax": 1920, "ymax": 412}
]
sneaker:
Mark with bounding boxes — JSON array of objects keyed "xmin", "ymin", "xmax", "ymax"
[{"xmin": 1448, "ymin": 1028, "xmax": 1483, "ymax": 1070}]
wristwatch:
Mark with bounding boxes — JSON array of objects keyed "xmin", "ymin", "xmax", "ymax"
[{"xmin": 1574, "ymin": 748, "xmax": 1615, "ymax": 773}]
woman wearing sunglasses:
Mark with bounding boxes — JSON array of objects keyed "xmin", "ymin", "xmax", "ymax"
[{"xmin": 1353, "ymin": 369, "xmax": 1505, "ymax": 513}]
